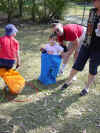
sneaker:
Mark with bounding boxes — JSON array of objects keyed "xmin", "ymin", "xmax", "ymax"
[
  {"xmin": 72, "ymin": 76, "xmax": 77, "ymax": 81},
  {"xmin": 80, "ymin": 89, "xmax": 88, "ymax": 96},
  {"xmin": 61, "ymin": 83, "xmax": 69, "ymax": 90},
  {"xmin": 57, "ymin": 70, "xmax": 64, "ymax": 76}
]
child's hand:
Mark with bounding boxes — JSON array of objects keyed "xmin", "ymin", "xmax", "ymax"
[
  {"xmin": 16, "ymin": 63, "xmax": 21, "ymax": 69},
  {"xmin": 40, "ymin": 48, "xmax": 44, "ymax": 51},
  {"xmin": 40, "ymin": 48, "xmax": 47, "ymax": 53}
]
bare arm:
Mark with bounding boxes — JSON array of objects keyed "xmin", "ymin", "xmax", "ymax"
[
  {"xmin": 16, "ymin": 50, "xmax": 21, "ymax": 68},
  {"xmin": 71, "ymin": 38, "xmax": 80, "ymax": 60},
  {"xmin": 65, "ymin": 39, "xmax": 79, "ymax": 57},
  {"xmin": 62, "ymin": 38, "xmax": 79, "ymax": 64}
]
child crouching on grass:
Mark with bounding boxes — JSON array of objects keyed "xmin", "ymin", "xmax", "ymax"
[
  {"xmin": 0, "ymin": 24, "xmax": 20, "ymax": 69},
  {"xmin": 38, "ymin": 33, "xmax": 64, "ymax": 85},
  {"xmin": 0, "ymin": 24, "xmax": 25, "ymax": 95}
]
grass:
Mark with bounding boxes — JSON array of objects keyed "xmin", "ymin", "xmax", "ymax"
[
  {"xmin": 62, "ymin": 2, "xmax": 93, "ymax": 26},
  {"xmin": 63, "ymin": 2, "xmax": 93, "ymax": 15},
  {"xmin": 0, "ymin": 3, "xmax": 100, "ymax": 133}
]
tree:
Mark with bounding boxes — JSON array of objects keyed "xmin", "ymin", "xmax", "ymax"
[
  {"xmin": 0, "ymin": 0, "xmax": 18, "ymax": 22},
  {"xmin": 31, "ymin": 0, "xmax": 66, "ymax": 24},
  {"xmin": 18, "ymin": 0, "xmax": 23, "ymax": 17}
]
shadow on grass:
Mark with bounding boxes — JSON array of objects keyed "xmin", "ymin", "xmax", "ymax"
[
  {"xmin": 0, "ymin": 89, "xmax": 18, "ymax": 103},
  {"xmin": 2, "ymin": 94, "xmax": 100, "ymax": 133},
  {"xmin": 1, "ymin": 85, "xmax": 100, "ymax": 133},
  {"xmin": 2, "ymin": 92, "xmax": 80, "ymax": 133},
  {"xmin": 0, "ymin": 89, "xmax": 6, "ymax": 103},
  {"xmin": 0, "ymin": 77, "xmax": 66, "ymax": 103},
  {"xmin": 21, "ymin": 78, "xmax": 67, "ymax": 95}
]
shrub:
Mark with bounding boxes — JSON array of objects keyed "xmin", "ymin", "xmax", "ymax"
[{"xmin": 31, "ymin": 0, "xmax": 66, "ymax": 24}]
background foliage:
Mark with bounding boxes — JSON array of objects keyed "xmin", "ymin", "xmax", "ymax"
[
  {"xmin": 0, "ymin": 0, "xmax": 93, "ymax": 23},
  {"xmin": 0, "ymin": 0, "xmax": 66, "ymax": 23}
]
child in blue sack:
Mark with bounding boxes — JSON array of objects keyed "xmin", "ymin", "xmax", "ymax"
[
  {"xmin": 40, "ymin": 33, "xmax": 64, "ymax": 55},
  {"xmin": 39, "ymin": 33, "xmax": 63, "ymax": 85}
]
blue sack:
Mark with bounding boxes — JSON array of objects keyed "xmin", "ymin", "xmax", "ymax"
[{"xmin": 38, "ymin": 53, "xmax": 62, "ymax": 85}]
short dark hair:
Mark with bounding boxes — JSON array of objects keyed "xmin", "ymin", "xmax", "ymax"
[{"xmin": 49, "ymin": 32, "xmax": 57, "ymax": 39}]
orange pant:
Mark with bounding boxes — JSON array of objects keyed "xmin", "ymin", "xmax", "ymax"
[{"xmin": 0, "ymin": 68, "xmax": 25, "ymax": 94}]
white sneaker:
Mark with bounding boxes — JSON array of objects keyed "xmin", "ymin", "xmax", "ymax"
[
  {"xmin": 57, "ymin": 70, "xmax": 64, "ymax": 76},
  {"xmin": 72, "ymin": 76, "xmax": 77, "ymax": 81}
]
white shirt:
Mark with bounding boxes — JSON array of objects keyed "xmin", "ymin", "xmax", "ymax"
[{"xmin": 45, "ymin": 43, "xmax": 63, "ymax": 55}]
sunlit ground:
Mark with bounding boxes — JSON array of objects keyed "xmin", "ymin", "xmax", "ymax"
[{"xmin": 0, "ymin": 3, "xmax": 100, "ymax": 133}]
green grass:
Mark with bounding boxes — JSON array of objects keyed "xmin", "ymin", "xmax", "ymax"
[{"xmin": 0, "ymin": 3, "xmax": 100, "ymax": 133}]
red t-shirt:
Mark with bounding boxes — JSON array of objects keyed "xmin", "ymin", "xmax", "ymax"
[
  {"xmin": 57, "ymin": 24, "xmax": 83, "ymax": 43},
  {"xmin": 0, "ymin": 35, "xmax": 19, "ymax": 60}
]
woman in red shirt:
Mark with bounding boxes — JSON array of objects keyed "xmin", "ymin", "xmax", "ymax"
[{"xmin": 54, "ymin": 23, "xmax": 86, "ymax": 75}]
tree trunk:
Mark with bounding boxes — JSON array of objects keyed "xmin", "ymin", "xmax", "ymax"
[
  {"xmin": 18, "ymin": 0, "xmax": 23, "ymax": 17},
  {"xmin": 32, "ymin": 0, "xmax": 36, "ymax": 22},
  {"xmin": 7, "ymin": 0, "xmax": 11, "ymax": 22}
]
